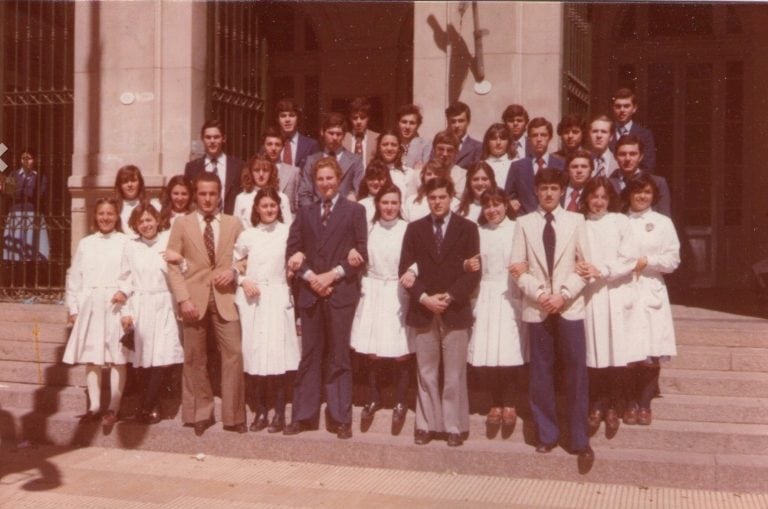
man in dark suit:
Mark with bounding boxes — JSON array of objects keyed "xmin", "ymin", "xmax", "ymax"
[
  {"xmin": 445, "ymin": 101, "xmax": 482, "ymax": 170},
  {"xmin": 284, "ymin": 156, "xmax": 368, "ymax": 439},
  {"xmin": 610, "ymin": 135, "xmax": 671, "ymax": 217},
  {"xmin": 262, "ymin": 126, "xmax": 300, "ymax": 213},
  {"xmin": 184, "ymin": 120, "xmax": 244, "ymax": 215},
  {"xmin": 276, "ymin": 98, "xmax": 320, "ymax": 171},
  {"xmin": 504, "ymin": 117, "xmax": 565, "ymax": 215},
  {"xmin": 298, "ymin": 112, "xmax": 364, "ymax": 208},
  {"xmin": 609, "ymin": 88, "xmax": 657, "ymax": 172},
  {"xmin": 502, "ymin": 104, "xmax": 531, "ymax": 161},
  {"xmin": 561, "ymin": 149, "xmax": 594, "ymax": 212},
  {"xmin": 399, "ymin": 176, "xmax": 480, "ymax": 447}
]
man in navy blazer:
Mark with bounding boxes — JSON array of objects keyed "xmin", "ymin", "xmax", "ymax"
[
  {"xmin": 298, "ymin": 112, "xmax": 364, "ymax": 208},
  {"xmin": 399, "ymin": 176, "xmax": 480, "ymax": 447},
  {"xmin": 609, "ymin": 88, "xmax": 657, "ymax": 172},
  {"xmin": 502, "ymin": 104, "xmax": 532, "ymax": 161},
  {"xmin": 445, "ymin": 101, "xmax": 482, "ymax": 170},
  {"xmin": 610, "ymin": 135, "xmax": 671, "ymax": 217},
  {"xmin": 504, "ymin": 117, "xmax": 565, "ymax": 215},
  {"xmin": 184, "ymin": 120, "xmax": 244, "ymax": 215},
  {"xmin": 276, "ymin": 98, "xmax": 320, "ymax": 171},
  {"xmin": 284, "ymin": 156, "xmax": 368, "ymax": 439}
]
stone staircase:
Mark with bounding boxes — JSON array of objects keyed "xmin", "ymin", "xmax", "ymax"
[{"xmin": 0, "ymin": 302, "xmax": 767, "ymax": 493}]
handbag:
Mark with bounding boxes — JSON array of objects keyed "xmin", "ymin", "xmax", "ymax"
[{"xmin": 120, "ymin": 328, "xmax": 135, "ymax": 351}]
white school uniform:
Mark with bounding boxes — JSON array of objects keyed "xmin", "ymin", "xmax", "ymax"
[
  {"xmin": 121, "ymin": 198, "xmax": 162, "ymax": 238},
  {"xmin": 233, "ymin": 189, "xmax": 293, "ymax": 230}
]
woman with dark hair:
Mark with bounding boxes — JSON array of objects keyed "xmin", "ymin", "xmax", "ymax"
[
  {"xmin": 464, "ymin": 188, "xmax": 526, "ymax": 438},
  {"xmin": 159, "ymin": 175, "xmax": 193, "ymax": 229},
  {"xmin": 574, "ymin": 176, "xmax": 640, "ymax": 436},
  {"xmin": 350, "ymin": 184, "xmax": 412, "ymax": 434},
  {"xmin": 372, "ymin": 128, "xmax": 418, "ymax": 199},
  {"xmin": 482, "ymin": 124, "xmax": 513, "ymax": 187},
  {"xmin": 233, "ymin": 155, "xmax": 292, "ymax": 229},
  {"xmin": 356, "ymin": 160, "xmax": 392, "ymax": 224},
  {"xmin": 233, "ymin": 187, "xmax": 299, "ymax": 433},
  {"xmin": 114, "ymin": 165, "xmax": 161, "ymax": 238},
  {"xmin": 62, "ymin": 197, "xmax": 130, "ymax": 426},
  {"xmin": 116, "ymin": 202, "xmax": 184, "ymax": 424},
  {"xmin": 403, "ymin": 160, "xmax": 460, "ymax": 222},
  {"xmin": 457, "ymin": 161, "xmax": 498, "ymax": 224},
  {"xmin": 1, "ymin": 148, "xmax": 50, "ymax": 287},
  {"xmin": 616, "ymin": 174, "xmax": 680, "ymax": 426}
]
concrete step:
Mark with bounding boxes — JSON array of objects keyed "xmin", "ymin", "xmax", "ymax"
[
  {"xmin": 661, "ymin": 368, "xmax": 768, "ymax": 397},
  {"xmin": 0, "ymin": 360, "xmax": 84, "ymax": 387},
  {"xmin": 0, "ymin": 339, "xmax": 68, "ymax": 363},
  {"xmin": 652, "ymin": 393, "xmax": 768, "ymax": 425},
  {"xmin": 668, "ymin": 345, "xmax": 768, "ymax": 372},
  {"xmin": 0, "ymin": 303, "xmax": 67, "ymax": 323},
  {"xmin": 1, "ymin": 404, "xmax": 767, "ymax": 493},
  {"xmin": 2, "ymin": 382, "xmax": 768, "ymax": 457},
  {"xmin": 0, "ymin": 320, "xmax": 70, "ymax": 344}
]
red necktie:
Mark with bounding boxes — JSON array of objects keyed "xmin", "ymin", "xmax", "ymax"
[
  {"xmin": 567, "ymin": 189, "xmax": 580, "ymax": 211},
  {"xmin": 354, "ymin": 136, "xmax": 363, "ymax": 155},
  {"xmin": 536, "ymin": 157, "xmax": 545, "ymax": 174},
  {"xmin": 282, "ymin": 144, "xmax": 293, "ymax": 165}
]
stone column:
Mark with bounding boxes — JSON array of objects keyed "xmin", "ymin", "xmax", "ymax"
[
  {"xmin": 69, "ymin": 1, "xmax": 206, "ymax": 249},
  {"xmin": 412, "ymin": 2, "xmax": 564, "ymax": 141}
]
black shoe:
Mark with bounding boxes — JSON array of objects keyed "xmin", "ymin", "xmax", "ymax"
[
  {"xmin": 446, "ymin": 433, "xmax": 463, "ymax": 447},
  {"xmin": 193, "ymin": 417, "xmax": 215, "ymax": 437},
  {"xmin": 576, "ymin": 446, "xmax": 595, "ymax": 474},
  {"xmin": 337, "ymin": 422, "xmax": 353, "ymax": 439},
  {"xmin": 361, "ymin": 401, "xmax": 382, "ymax": 419},
  {"xmin": 223, "ymin": 423, "xmax": 248, "ymax": 434},
  {"xmin": 414, "ymin": 429, "xmax": 433, "ymax": 445},
  {"xmin": 283, "ymin": 421, "xmax": 306, "ymax": 436},
  {"xmin": 267, "ymin": 414, "xmax": 284, "ymax": 434},
  {"xmin": 391, "ymin": 403, "xmax": 407, "ymax": 436},
  {"xmin": 139, "ymin": 409, "xmax": 161, "ymax": 425},
  {"xmin": 249, "ymin": 414, "xmax": 268, "ymax": 432},
  {"xmin": 535, "ymin": 443, "xmax": 556, "ymax": 453}
]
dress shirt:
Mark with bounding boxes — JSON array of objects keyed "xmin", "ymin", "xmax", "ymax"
[
  {"xmin": 303, "ymin": 193, "xmax": 345, "ymax": 282},
  {"xmin": 615, "ymin": 120, "xmax": 633, "ymax": 139},
  {"xmin": 205, "ymin": 152, "xmax": 228, "ymax": 203}
]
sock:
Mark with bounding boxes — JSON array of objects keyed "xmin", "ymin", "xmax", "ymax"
[
  {"xmin": 108, "ymin": 365, "xmax": 127, "ymax": 413},
  {"xmin": 85, "ymin": 365, "xmax": 102, "ymax": 413}
]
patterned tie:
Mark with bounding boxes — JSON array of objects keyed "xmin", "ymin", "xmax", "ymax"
[
  {"xmin": 204, "ymin": 215, "xmax": 216, "ymax": 267},
  {"xmin": 282, "ymin": 143, "xmax": 292, "ymax": 165},
  {"xmin": 321, "ymin": 199, "xmax": 332, "ymax": 227},
  {"xmin": 536, "ymin": 157, "xmax": 545, "ymax": 174},
  {"xmin": 434, "ymin": 216, "xmax": 444, "ymax": 254},
  {"xmin": 596, "ymin": 157, "xmax": 605, "ymax": 177},
  {"xmin": 567, "ymin": 189, "xmax": 580, "ymax": 212},
  {"xmin": 543, "ymin": 212, "xmax": 555, "ymax": 277},
  {"xmin": 210, "ymin": 158, "xmax": 218, "ymax": 175},
  {"xmin": 354, "ymin": 135, "xmax": 363, "ymax": 155}
]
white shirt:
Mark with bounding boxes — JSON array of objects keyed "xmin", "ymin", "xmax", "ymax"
[
  {"xmin": 287, "ymin": 132, "xmax": 299, "ymax": 163},
  {"xmin": 615, "ymin": 120, "xmax": 633, "ymax": 139},
  {"xmin": 205, "ymin": 152, "xmax": 228, "ymax": 206}
]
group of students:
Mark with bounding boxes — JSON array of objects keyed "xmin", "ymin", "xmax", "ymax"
[{"xmin": 61, "ymin": 90, "xmax": 680, "ymax": 464}]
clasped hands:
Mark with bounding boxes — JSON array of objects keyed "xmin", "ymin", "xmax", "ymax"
[{"xmin": 422, "ymin": 293, "xmax": 451, "ymax": 315}]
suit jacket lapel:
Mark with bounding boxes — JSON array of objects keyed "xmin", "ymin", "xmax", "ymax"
[
  {"xmin": 184, "ymin": 214, "xmax": 210, "ymax": 263},
  {"xmin": 215, "ymin": 216, "xmax": 234, "ymax": 265},
  {"xmin": 438, "ymin": 215, "xmax": 462, "ymax": 262},
  {"xmin": 319, "ymin": 198, "xmax": 346, "ymax": 247},
  {"xmin": 553, "ymin": 213, "xmax": 576, "ymax": 268},
  {"xmin": 422, "ymin": 218, "xmax": 440, "ymax": 262}
]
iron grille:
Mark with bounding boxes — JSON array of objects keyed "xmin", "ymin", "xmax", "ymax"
[
  {"xmin": 206, "ymin": 1, "xmax": 265, "ymax": 162},
  {"xmin": 0, "ymin": 0, "xmax": 74, "ymax": 302},
  {"xmin": 562, "ymin": 4, "xmax": 592, "ymax": 117}
]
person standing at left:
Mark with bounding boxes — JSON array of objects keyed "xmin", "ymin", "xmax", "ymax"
[
  {"xmin": 166, "ymin": 172, "xmax": 246, "ymax": 436},
  {"xmin": 399, "ymin": 176, "xmax": 481, "ymax": 447},
  {"xmin": 284, "ymin": 156, "xmax": 368, "ymax": 439},
  {"xmin": 184, "ymin": 120, "xmax": 244, "ymax": 216}
]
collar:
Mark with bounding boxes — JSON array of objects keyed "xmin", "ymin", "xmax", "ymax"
[
  {"xmin": 256, "ymin": 220, "xmax": 279, "ymax": 232},
  {"xmin": 487, "ymin": 155, "xmax": 511, "ymax": 163},
  {"xmin": 618, "ymin": 120, "xmax": 634, "ymax": 133},
  {"xmin": 536, "ymin": 205, "xmax": 563, "ymax": 219},
  {"xmin": 322, "ymin": 193, "xmax": 340, "ymax": 207},
  {"xmin": 96, "ymin": 231, "xmax": 115, "ymax": 239},
  {"xmin": 140, "ymin": 234, "xmax": 159, "ymax": 246},
  {"xmin": 206, "ymin": 153, "xmax": 226, "ymax": 165},
  {"xmin": 196, "ymin": 210, "xmax": 221, "ymax": 222},
  {"xmin": 430, "ymin": 211, "xmax": 451, "ymax": 224},
  {"xmin": 629, "ymin": 208, "xmax": 651, "ymax": 219}
]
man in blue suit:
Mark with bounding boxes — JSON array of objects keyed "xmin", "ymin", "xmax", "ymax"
[
  {"xmin": 276, "ymin": 98, "xmax": 320, "ymax": 171},
  {"xmin": 609, "ymin": 135, "xmax": 671, "ymax": 217},
  {"xmin": 297, "ymin": 113, "xmax": 364, "ymax": 208},
  {"xmin": 445, "ymin": 101, "xmax": 482, "ymax": 170},
  {"xmin": 502, "ymin": 104, "xmax": 531, "ymax": 161},
  {"xmin": 504, "ymin": 117, "xmax": 565, "ymax": 215},
  {"xmin": 609, "ymin": 88, "xmax": 657, "ymax": 173},
  {"xmin": 284, "ymin": 156, "xmax": 368, "ymax": 439}
]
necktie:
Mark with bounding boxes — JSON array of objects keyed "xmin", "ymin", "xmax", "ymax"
[
  {"xmin": 204, "ymin": 215, "xmax": 215, "ymax": 267},
  {"xmin": 543, "ymin": 212, "xmax": 555, "ymax": 277},
  {"xmin": 622, "ymin": 175, "xmax": 633, "ymax": 189},
  {"xmin": 321, "ymin": 199, "xmax": 332, "ymax": 227},
  {"xmin": 434, "ymin": 216, "xmax": 444, "ymax": 254},
  {"xmin": 282, "ymin": 143, "xmax": 292, "ymax": 165},
  {"xmin": 596, "ymin": 157, "xmax": 605, "ymax": 177},
  {"xmin": 354, "ymin": 135, "xmax": 363, "ymax": 155},
  {"xmin": 210, "ymin": 158, "xmax": 218, "ymax": 175},
  {"xmin": 536, "ymin": 157, "xmax": 545, "ymax": 174},
  {"xmin": 567, "ymin": 189, "xmax": 580, "ymax": 211}
]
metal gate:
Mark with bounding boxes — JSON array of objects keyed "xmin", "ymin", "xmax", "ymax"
[
  {"xmin": 562, "ymin": 4, "xmax": 592, "ymax": 117},
  {"xmin": 0, "ymin": 1, "xmax": 74, "ymax": 302},
  {"xmin": 206, "ymin": 1, "xmax": 266, "ymax": 162}
]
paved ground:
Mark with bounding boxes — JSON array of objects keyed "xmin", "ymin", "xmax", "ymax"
[{"xmin": 1, "ymin": 445, "xmax": 766, "ymax": 509}]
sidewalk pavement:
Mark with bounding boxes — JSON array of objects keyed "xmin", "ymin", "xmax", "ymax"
[{"xmin": 1, "ymin": 445, "xmax": 766, "ymax": 509}]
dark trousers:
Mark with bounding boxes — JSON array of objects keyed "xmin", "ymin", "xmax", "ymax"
[
  {"xmin": 528, "ymin": 315, "xmax": 589, "ymax": 451},
  {"xmin": 293, "ymin": 300, "xmax": 355, "ymax": 425}
]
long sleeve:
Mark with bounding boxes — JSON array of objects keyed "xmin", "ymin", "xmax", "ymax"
[
  {"xmin": 297, "ymin": 158, "xmax": 316, "ymax": 208},
  {"xmin": 510, "ymin": 221, "xmax": 544, "ymax": 301},
  {"xmin": 65, "ymin": 242, "xmax": 84, "ymax": 315},
  {"xmin": 446, "ymin": 223, "xmax": 481, "ymax": 305},
  {"xmin": 646, "ymin": 217, "xmax": 680, "ymax": 273},
  {"xmin": 561, "ymin": 219, "xmax": 588, "ymax": 298},
  {"xmin": 399, "ymin": 224, "xmax": 427, "ymax": 300},
  {"xmin": 337, "ymin": 204, "xmax": 368, "ymax": 279},
  {"xmin": 286, "ymin": 208, "xmax": 309, "ymax": 278},
  {"xmin": 166, "ymin": 220, "xmax": 190, "ymax": 304}
]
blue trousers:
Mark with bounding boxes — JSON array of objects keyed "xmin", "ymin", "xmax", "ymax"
[
  {"xmin": 527, "ymin": 315, "xmax": 589, "ymax": 451},
  {"xmin": 292, "ymin": 300, "xmax": 355, "ymax": 425}
]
